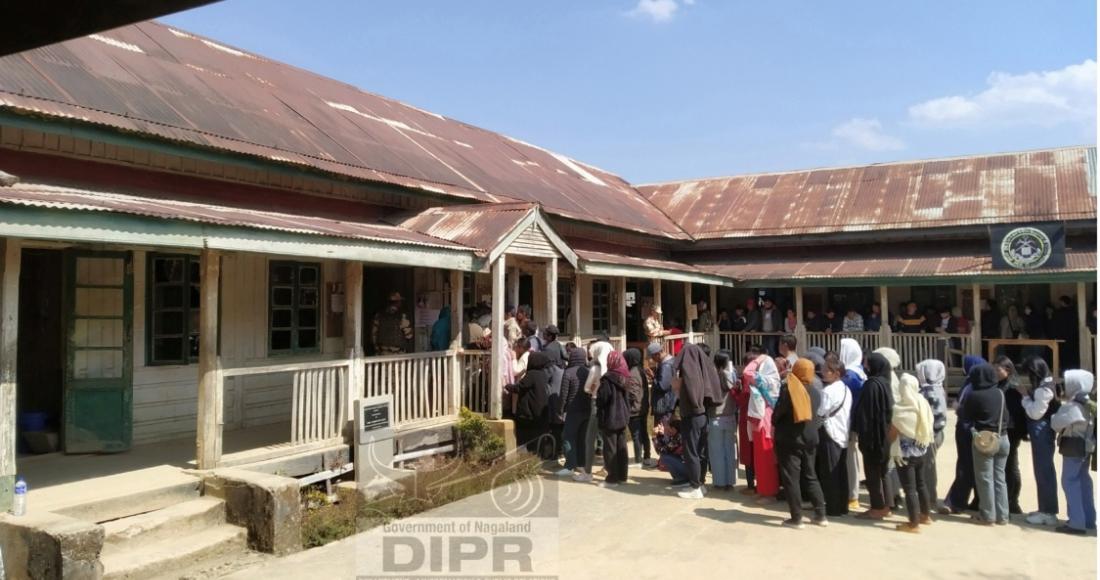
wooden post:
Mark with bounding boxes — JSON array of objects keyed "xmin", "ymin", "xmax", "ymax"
[
  {"xmin": 196, "ymin": 249, "xmax": 223, "ymax": 470},
  {"xmin": 508, "ymin": 266, "xmax": 520, "ymax": 314},
  {"xmin": 449, "ymin": 270, "xmax": 464, "ymax": 414},
  {"xmin": 794, "ymin": 286, "xmax": 807, "ymax": 354},
  {"xmin": 343, "ymin": 262, "xmax": 365, "ymax": 427},
  {"xmin": 618, "ymin": 276, "xmax": 628, "ymax": 349},
  {"xmin": 572, "ymin": 273, "xmax": 582, "ymax": 340},
  {"xmin": 546, "ymin": 259, "xmax": 558, "ymax": 331},
  {"xmin": 879, "ymin": 285, "xmax": 892, "ymax": 349},
  {"xmin": 709, "ymin": 284, "xmax": 719, "ymax": 348},
  {"xmin": 971, "ymin": 283, "xmax": 983, "ymax": 356},
  {"xmin": 0, "ymin": 239, "xmax": 20, "ymax": 511},
  {"xmin": 1078, "ymin": 282, "xmax": 1092, "ymax": 372},
  {"xmin": 684, "ymin": 282, "xmax": 693, "ymax": 334},
  {"xmin": 490, "ymin": 256, "xmax": 506, "ymax": 420},
  {"xmin": 654, "ymin": 280, "xmax": 662, "ymax": 317}
]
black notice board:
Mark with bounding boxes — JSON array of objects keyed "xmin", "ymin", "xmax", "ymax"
[{"xmin": 362, "ymin": 402, "xmax": 390, "ymax": 432}]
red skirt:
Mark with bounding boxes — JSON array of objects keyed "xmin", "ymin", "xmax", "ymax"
[{"xmin": 753, "ymin": 434, "xmax": 779, "ymax": 497}]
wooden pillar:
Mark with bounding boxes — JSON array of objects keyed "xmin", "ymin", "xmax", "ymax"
[
  {"xmin": 0, "ymin": 239, "xmax": 20, "ymax": 511},
  {"xmin": 450, "ymin": 270, "xmax": 464, "ymax": 349},
  {"xmin": 546, "ymin": 259, "xmax": 558, "ymax": 331},
  {"xmin": 684, "ymin": 282, "xmax": 693, "ymax": 334},
  {"xmin": 1078, "ymin": 282, "xmax": 1092, "ymax": 372},
  {"xmin": 344, "ymin": 262, "xmax": 365, "ymax": 423},
  {"xmin": 618, "ymin": 276, "xmax": 628, "ymax": 348},
  {"xmin": 490, "ymin": 256, "xmax": 506, "ymax": 420},
  {"xmin": 971, "ymin": 282, "xmax": 983, "ymax": 356},
  {"xmin": 878, "ymin": 285, "xmax": 892, "ymax": 349},
  {"xmin": 709, "ymin": 284, "xmax": 719, "ymax": 348},
  {"xmin": 508, "ymin": 266, "xmax": 520, "ymax": 314},
  {"xmin": 572, "ymin": 273, "xmax": 582, "ymax": 340},
  {"xmin": 654, "ymin": 280, "xmax": 663, "ymax": 317},
  {"xmin": 794, "ymin": 286, "xmax": 807, "ymax": 353},
  {"xmin": 196, "ymin": 249, "xmax": 223, "ymax": 470}
]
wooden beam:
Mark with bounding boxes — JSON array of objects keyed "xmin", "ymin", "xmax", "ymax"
[
  {"xmin": 490, "ymin": 256, "xmax": 506, "ymax": 420},
  {"xmin": 344, "ymin": 261, "xmax": 365, "ymax": 423},
  {"xmin": 879, "ymin": 285, "xmax": 892, "ymax": 349},
  {"xmin": 709, "ymin": 284, "xmax": 719, "ymax": 348},
  {"xmin": 618, "ymin": 276, "xmax": 627, "ymax": 348},
  {"xmin": 1078, "ymin": 282, "xmax": 1092, "ymax": 372},
  {"xmin": 0, "ymin": 238, "xmax": 20, "ymax": 511},
  {"xmin": 684, "ymin": 282, "xmax": 693, "ymax": 334},
  {"xmin": 449, "ymin": 270, "xmax": 464, "ymax": 415},
  {"xmin": 547, "ymin": 258, "xmax": 558, "ymax": 331},
  {"xmin": 572, "ymin": 273, "xmax": 582, "ymax": 339},
  {"xmin": 654, "ymin": 280, "xmax": 662, "ymax": 318},
  {"xmin": 794, "ymin": 286, "xmax": 806, "ymax": 354},
  {"xmin": 196, "ymin": 249, "xmax": 223, "ymax": 470},
  {"xmin": 971, "ymin": 283, "xmax": 983, "ymax": 356}
]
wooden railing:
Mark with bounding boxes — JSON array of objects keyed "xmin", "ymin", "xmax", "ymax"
[
  {"xmin": 718, "ymin": 331, "xmax": 971, "ymax": 372},
  {"xmin": 659, "ymin": 332, "xmax": 709, "ymax": 356},
  {"xmin": 363, "ymin": 350, "xmax": 458, "ymax": 427},
  {"xmin": 461, "ymin": 350, "xmax": 492, "ymax": 414},
  {"xmin": 222, "ymin": 358, "xmax": 352, "ymax": 447}
]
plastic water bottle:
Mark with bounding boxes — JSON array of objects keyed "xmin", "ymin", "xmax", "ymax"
[{"xmin": 11, "ymin": 477, "xmax": 26, "ymax": 516}]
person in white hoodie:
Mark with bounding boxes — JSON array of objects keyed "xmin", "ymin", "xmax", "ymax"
[
  {"xmin": 1018, "ymin": 357, "xmax": 1061, "ymax": 526},
  {"xmin": 1051, "ymin": 369, "xmax": 1096, "ymax": 535}
]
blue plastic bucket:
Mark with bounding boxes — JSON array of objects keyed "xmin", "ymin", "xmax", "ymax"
[{"xmin": 18, "ymin": 411, "xmax": 49, "ymax": 433}]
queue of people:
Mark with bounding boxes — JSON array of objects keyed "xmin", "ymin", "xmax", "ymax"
[{"xmin": 502, "ymin": 325, "xmax": 1096, "ymax": 534}]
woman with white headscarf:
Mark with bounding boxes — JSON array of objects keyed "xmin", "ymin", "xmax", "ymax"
[
  {"xmin": 574, "ymin": 340, "xmax": 613, "ymax": 483},
  {"xmin": 839, "ymin": 338, "xmax": 866, "ymax": 509},
  {"xmin": 891, "ymin": 374, "xmax": 935, "ymax": 532}
]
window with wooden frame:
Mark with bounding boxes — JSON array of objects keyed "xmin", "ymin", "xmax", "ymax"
[
  {"xmin": 557, "ymin": 279, "xmax": 572, "ymax": 333},
  {"xmin": 269, "ymin": 261, "xmax": 321, "ymax": 354},
  {"xmin": 146, "ymin": 254, "xmax": 200, "ymax": 365},
  {"xmin": 591, "ymin": 278, "xmax": 611, "ymax": 335}
]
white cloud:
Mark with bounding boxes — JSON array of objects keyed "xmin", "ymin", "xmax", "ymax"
[
  {"xmin": 830, "ymin": 117, "xmax": 905, "ymax": 151},
  {"xmin": 630, "ymin": 0, "xmax": 681, "ymax": 22},
  {"xmin": 908, "ymin": 59, "xmax": 1096, "ymax": 127}
]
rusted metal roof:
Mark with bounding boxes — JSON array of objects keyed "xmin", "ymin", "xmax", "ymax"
[
  {"xmin": 639, "ymin": 146, "xmax": 1097, "ymax": 239},
  {"xmin": 0, "ymin": 180, "xmax": 469, "ymax": 250},
  {"xmin": 697, "ymin": 247, "xmax": 1096, "ymax": 283},
  {"xmin": 0, "ymin": 21, "xmax": 688, "ymax": 239},
  {"xmin": 391, "ymin": 203, "xmax": 536, "ymax": 256}
]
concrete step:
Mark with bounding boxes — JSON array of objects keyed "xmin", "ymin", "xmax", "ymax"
[
  {"xmin": 101, "ymin": 524, "xmax": 247, "ymax": 580},
  {"xmin": 101, "ymin": 497, "xmax": 226, "ymax": 550},
  {"xmin": 46, "ymin": 471, "xmax": 202, "ymax": 524}
]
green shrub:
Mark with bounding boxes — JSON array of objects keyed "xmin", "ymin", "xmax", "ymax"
[{"xmin": 456, "ymin": 407, "xmax": 505, "ymax": 464}]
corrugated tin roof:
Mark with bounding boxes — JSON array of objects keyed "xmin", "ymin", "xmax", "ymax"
[
  {"xmin": 0, "ymin": 180, "xmax": 469, "ymax": 250},
  {"xmin": 391, "ymin": 203, "xmax": 535, "ymax": 256},
  {"xmin": 0, "ymin": 21, "xmax": 689, "ymax": 240},
  {"xmin": 698, "ymin": 248, "xmax": 1096, "ymax": 283},
  {"xmin": 638, "ymin": 146, "xmax": 1097, "ymax": 239}
]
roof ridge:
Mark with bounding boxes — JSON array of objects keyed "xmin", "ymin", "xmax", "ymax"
[{"xmin": 635, "ymin": 144, "xmax": 1097, "ymax": 188}]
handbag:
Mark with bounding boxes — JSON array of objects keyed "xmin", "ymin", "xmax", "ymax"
[{"xmin": 973, "ymin": 390, "xmax": 1005, "ymax": 456}]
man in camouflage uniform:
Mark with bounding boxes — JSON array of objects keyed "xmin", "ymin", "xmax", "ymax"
[{"xmin": 372, "ymin": 291, "xmax": 413, "ymax": 354}]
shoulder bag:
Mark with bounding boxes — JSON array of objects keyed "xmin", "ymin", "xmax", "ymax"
[{"xmin": 974, "ymin": 390, "xmax": 1005, "ymax": 456}]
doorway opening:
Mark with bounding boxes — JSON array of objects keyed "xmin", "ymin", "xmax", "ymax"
[{"xmin": 17, "ymin": 249, "xmax": 64, "ymax": 455}]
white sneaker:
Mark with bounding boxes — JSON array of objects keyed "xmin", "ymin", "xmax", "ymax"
[
  {"xmin": 642, "ymin": 458, "xmax": 659, "ymax": 468},
  {"xmin": 598, "ymin": 481, "xmax": 620, "ymax": 489},
  {"xmin": 572, "ymin": 472, "xmax": 593, "ymax": 483},
  {"xmin": 554, "ymin": 468, "xmax": 574, "ymax": 477},
  {"xmin": 678, "ymin": 487, "xmax": 705, "ymax": 499},
  {"xmin": 1026, "ymin": 512, "xmax": 1058, "ymax": 526},
  {"xmin": 700, "ymin": 484, "xmax": 708, "ymax": 496}
]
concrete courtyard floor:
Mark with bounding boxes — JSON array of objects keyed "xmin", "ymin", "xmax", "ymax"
[{"xmin": 225, "ymin": 415, "xmax": 1097, "ymax": 580}]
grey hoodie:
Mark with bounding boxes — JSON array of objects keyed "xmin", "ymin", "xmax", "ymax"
[{"xmin": 1052, "ymin": 369, "xmax": 1094, "ymax": 439}]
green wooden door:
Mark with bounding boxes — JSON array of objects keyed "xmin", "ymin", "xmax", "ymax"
[{"xmin": 63, "ymin": 251, "xmax": 133, "ymax": 453}]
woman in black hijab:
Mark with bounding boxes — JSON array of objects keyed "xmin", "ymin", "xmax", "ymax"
[{"xmin": 853, "ymin": 352, "xmax": 895, "ymax": 519}]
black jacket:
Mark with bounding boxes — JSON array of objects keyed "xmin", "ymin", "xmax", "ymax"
[
  {"xmin": 509, "ymin": 352, "xmax": 550, "ymax": 422},
  {"xmin": 561, "ymin": 349, "xmax": 590, "ymax": 418},
  {"xmin": 596, "ymin": 372, "xmax": 631, "ymax": 431},
  {"xmin": 774, "ymin": 379, "xmax": 823, "ymax": 451},
  {"xmin": 960, "ymin": 364, "xmax": 1008, "ymax": 433}
]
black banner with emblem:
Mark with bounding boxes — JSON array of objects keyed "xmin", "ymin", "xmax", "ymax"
[{"xmin": 990, "ymin": 223, "xmax": 1065, "ymax": 270}]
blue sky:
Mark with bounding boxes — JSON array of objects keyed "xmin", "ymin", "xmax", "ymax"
[{"xmin": 162, "ymin": 0, "xmax": 1097, "ymax": 184}]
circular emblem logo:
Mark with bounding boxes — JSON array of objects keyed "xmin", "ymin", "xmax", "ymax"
[{"xmin": 1000, "ymin": 227, "xmax": 1052, "ymax": 270}]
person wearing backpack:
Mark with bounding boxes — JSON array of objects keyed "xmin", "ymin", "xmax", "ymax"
[
  {"xmin": 1051, "ymin": 369, "xmax": 1096, "ymax": 535},
  {"xmin": 623, "ymin": 348, "xmax": 652, "ymax": 468},
  {"xmin": 595, "ymin": 351, "xmax": 633, "ymax": 488},
  {"xmin": 959, "ymin": 363, "xmax": 1010, "ymax": 526},
  {"xmin": 1018, "ymin": 357, "xmax": 1062, "ymax": 526}
]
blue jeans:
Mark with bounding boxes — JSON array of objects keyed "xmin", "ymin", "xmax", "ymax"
[
  {"xmin": 1028, "ymin": 419, "xmax": 1060, "ymax": 515},
  {"xmin": 972, "ymin": 433, "xmax": 1010, "ymax": 523},
  {"xmin": 707, "ymin": 418, "xmax": 737, "ymax": 487},
  {"xmin": 661, "ymin": 453, "xmax": 688, "ymax": 484},
  {"xmin": 561, "ymin": 405, "xmax": 590, "ymax": 470},
  {"xmin": 1062, "ymin": 455, "xmax": 1096, "ymax": 531}
]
